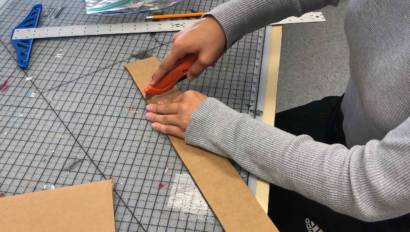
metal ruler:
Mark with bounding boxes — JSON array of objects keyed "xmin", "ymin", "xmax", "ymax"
[
  {"xmin": 12, "ymin": 19, "xmax": 197, "ymax": 40},
  {"xmin": 12, "ymin": 12, "xmax": 325, "ymax": 40},
  {"xmin": 272, "ymin": 11, "xmax": 325, "ymax": 25}
]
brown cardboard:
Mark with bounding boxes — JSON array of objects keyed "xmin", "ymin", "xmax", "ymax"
[
  {"xmin": 125, "ymin": 58, "xmax": 278, "ymax": 232},
  {"xmin": 0, "ymin": 180, "xmax": 115, "ymax": 232}
]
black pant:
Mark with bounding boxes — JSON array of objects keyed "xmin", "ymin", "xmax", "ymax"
[{"xmin": 268, "ymin": 96, "xmax": 410, "ymax": 232}]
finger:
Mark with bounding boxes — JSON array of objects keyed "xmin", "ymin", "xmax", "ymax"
[
  {"xmin": 172, "ymin": 94, "xmax": 184, "ymax": 102},
  {"xmin": 187, "ymin": 60, "xmax": 206, "ymax": 80},
  {"xmin": 146, "ymin": 103, "xmax": 179, "ymax": 114},
  {"xmin": 151, "ymin": 122, "xmax": 185, "ymax": 138},
  {"xmin": 146, "ymin": 112, "xmax": 181, "ymax": 127},
  {"xmin": 156, "ymin": 98, "xmax": 172, "ymax": 105},
  {"xmin": 151, "ymin": 51, "xmax": 184, "ymax": 84},
  {"xmin": 172, "ymin": 32, "xmax": 181, "ymax": 43},
  {"xmin": 187, "ymin": 54, "xmax": 213, "ymax": 79},
  {"xmin": 151, "ymin": 47, "xmax": 187, "ymax": 85}
]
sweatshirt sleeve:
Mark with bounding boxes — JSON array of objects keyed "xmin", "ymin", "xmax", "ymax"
[
  {"xmin": 207, "ymin": 0, "xmax": 338, "ymax": 46},
  {"xmin": 185, "ymin": 97, "xmax": 410, "ymax": 222}
]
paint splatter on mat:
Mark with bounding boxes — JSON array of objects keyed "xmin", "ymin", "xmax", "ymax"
[
  {"xmin": 63, "ymin": 158, "xmax": 84, "ymax": 171},
  {"xmin": 26, "ymin": 90, "xmax": 36, "ymax": 98},
  {"xmin": 158, "ymin": 182, "xmax": 167, "ymax": 189},
  {"xmin": 42, "ymin": 184, "xmax": 55, "ymax": 190},
  {"xmin": 0, "ymin": 80, "xmax": 9, "ymax": 92}
]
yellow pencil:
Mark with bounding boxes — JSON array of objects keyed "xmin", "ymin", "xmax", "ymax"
[{"xmin": 146, "ymin": 12, "xmax": 205, "ymax": 20}]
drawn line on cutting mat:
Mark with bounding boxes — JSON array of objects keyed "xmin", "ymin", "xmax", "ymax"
[
  {"xmin": 42, "ymin": 40, "xmax": 171, "ymax": 93},
  {"xmin": 0, "ymin": 38, "xmax": 149, "ymax": 232}
]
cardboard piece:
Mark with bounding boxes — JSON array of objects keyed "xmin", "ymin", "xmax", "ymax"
[
  {"xmin": 125, "ymin": 58, "xmax": 277, "ymax": 232},
  {"xmin": 0, "ymin": 180, "xmax": 115, "ymax": 232}
]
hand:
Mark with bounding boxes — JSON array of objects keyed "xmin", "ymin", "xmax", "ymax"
[
  {"xmin": 150, "ymin": 16, "xmax": 226, "ymax": 85},
  {"xmin": 145, "ymin": 90, "xmax": 208, "ymax": 139}
]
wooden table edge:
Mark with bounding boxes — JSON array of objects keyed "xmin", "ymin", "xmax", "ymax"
[{"xmin": 254, "ymin": 25, "xmax": 283, "ymax": 213}]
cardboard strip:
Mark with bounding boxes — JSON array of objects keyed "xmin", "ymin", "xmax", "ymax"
[
  {"xmin": 0, "ymin": 180, "xmax": 115, "ymax": 232},
  {"xmin": 125, "ymin": 58, "xmax": 277, "ymax": 232}
]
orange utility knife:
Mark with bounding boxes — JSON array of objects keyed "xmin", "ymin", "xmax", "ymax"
[{"xmin": 144, "ymin": 55, "xmax": 196, "ymax": 98}]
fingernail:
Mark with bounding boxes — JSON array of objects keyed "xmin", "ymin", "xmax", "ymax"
[
  {"xmin": 146, "ymin": 104, "xmax": 153, "ymax": 112},
  {"xmin": 146, "ymin": 112, "xmax": 152, "ymax": 120}
]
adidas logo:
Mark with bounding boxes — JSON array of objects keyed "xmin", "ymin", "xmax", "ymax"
[{"xmin": 305, "ymin": 218, "xmax": 324, "ymax": 232}]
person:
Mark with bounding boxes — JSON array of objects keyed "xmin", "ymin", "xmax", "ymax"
[{"xmin": 145, "ymin": 0, "xmax": 410, "ymax": 231}]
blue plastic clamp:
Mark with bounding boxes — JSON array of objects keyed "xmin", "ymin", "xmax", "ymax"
[{"xmin": 10, "ymin": 4, "xmax": 42, "ymax": 69}]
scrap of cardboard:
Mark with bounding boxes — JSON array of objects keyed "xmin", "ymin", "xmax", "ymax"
[
  {"xmin": 125, "ymin": 58, "xmax": 277, "ymax": 232},
  {"xmin": 0, "ymin": 180, "xmax": 115, "ymax": 232}
]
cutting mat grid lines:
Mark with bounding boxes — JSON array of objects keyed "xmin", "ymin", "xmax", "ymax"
[{"xmin": 0, "ymin": 0, "xmax": 266, "ymax": 231}]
